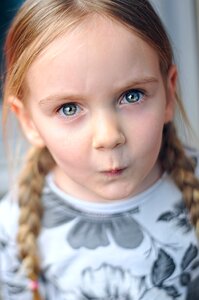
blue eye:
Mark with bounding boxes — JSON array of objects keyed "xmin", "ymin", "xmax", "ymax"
[
  {"xmin": 58, "ymin": 103, "xmax": 80, "ymax": 117},
  {"xmin": 122, "ymin": 89, "xmax": 144, "ymax": 104}
]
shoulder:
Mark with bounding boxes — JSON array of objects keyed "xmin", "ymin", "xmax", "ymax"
[
  {"xmin": 0, "ymin": 190, "xmax": 19, "ymax": 238},
  {"xmin": 0, "ymin": 191, "xmax": 34, "ymax": 299}
]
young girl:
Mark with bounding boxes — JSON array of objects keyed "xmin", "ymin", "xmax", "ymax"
[{"xmin": 1, "ymin": 0, "xmax": 199, "ymax": 299}]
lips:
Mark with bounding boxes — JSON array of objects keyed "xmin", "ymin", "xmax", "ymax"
[{"xmin": 101, "ymin": 167, "xmax": 127, "ymax": 176}]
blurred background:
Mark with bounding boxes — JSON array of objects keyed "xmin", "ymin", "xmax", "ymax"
[
  {"xmin": 0, "ymin": 0, "xmax": 199, "ymax": 196},
  {"xmin": 0, "ymin": 0, "xmax": 24, "ymax": 196}
]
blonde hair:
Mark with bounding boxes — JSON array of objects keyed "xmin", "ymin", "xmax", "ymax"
[{"xmin": 2, "ymin": 0, "xmax": 199, "ymax": 299}]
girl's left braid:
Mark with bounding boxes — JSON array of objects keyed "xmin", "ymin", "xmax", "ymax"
[{"xmin": 159, "ymin": 123, "xmax": 199, "ymax": 231}]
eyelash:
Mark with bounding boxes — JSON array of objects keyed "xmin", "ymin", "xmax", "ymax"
[
  {"xmin": 57, "ymin": 102, "xmax": 82, "ymax": 118},
  {"xmin": 56, "ymin": 89, "xmax": 146, "ymax": 118},
  {"xmin": 120, "ymin": 89, "xmax": 145, "ymax": 105}
]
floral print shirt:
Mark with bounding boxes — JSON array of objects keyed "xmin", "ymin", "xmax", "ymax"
[{"xmin": 1, "ymin": 155, "xmax": 199, "ymax": 299}]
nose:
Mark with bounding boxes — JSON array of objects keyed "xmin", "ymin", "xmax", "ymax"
[{"xmin": 92, "ymin": 112, "xmax": 126, "ymax": 150}]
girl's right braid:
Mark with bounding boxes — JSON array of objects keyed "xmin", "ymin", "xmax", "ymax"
[
  {"xmin": 159, "ymin": 123, "xmax": 199, "ymax": 233},
  {"xmin": 17, "ymin": 147, "xmax": 55, "ymax": 300}
]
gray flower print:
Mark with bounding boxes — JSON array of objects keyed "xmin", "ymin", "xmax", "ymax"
[
  {"xmin": 64, "ymin": 264, "xmax": 177, "ymax": 300},
  {"xmin": 64, "ymin": 264, "xmax": 145, "ymax": 300},
  {"xmin": 42, "ymin": 190, "xmax": 144, "ymax": 249},
  {"xmin": 157, "ymin": 200, "xmax": 192, "ymax": 233}
]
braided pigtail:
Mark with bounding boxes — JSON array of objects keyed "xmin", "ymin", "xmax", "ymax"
[
  {"xmin": 17, "ymin": 147, "xmax": 55, "ymax": 300},
  {"xmin": 159, "ymin": 123, "xmax": 199, "ymax": 233}
]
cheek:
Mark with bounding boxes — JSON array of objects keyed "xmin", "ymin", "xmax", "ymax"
[
  {"xmin": 38, "ymin": 124, "xmax": 89, "ymax": 162},
  {"xmin": 125, "ymin": 111, "xmax": 165, "ymax": 152}
]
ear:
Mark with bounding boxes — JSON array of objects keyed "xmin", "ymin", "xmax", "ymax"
[
  {"xmin": 164, "ymin": 64, "xmax": 178, "ymax": 123},
  {"xmin": 10, "ymin": 97, "xmax": 45, "ymax": 148}
]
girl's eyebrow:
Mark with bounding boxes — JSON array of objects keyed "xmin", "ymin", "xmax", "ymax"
[
  {"xmin": 39, "ymin": 94, "xmax": 86, "ymax": 106},
  {"xmin": 118, "ymin": 76, "xmax": 158, "ymax": 91},
  {"xmin": 38, "ymin": 76, "xmax": 158, "ymax": 105}
]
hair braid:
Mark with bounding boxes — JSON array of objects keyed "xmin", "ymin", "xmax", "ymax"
[
  {"xmin": 159, "ymin": 123, "xmax": 199, "ymax": 233},
  {"xmin": 17, "ymin": 147, "xmax": 55, "ymax": 300}
]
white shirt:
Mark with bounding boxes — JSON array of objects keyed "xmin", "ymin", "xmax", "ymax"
[{"xmin": 0, "ymin": 152, "xmax": 199, "ymax": 300}]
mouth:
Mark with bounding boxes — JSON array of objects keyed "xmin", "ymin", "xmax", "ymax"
[{"xmin": 101, "ymin": 167, "xmax": 127, "ymax": 177}]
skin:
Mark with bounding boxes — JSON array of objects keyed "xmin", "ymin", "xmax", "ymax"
[{"xmin": 13, "ymin": 15, "xmax": 177, "ymax": 202}]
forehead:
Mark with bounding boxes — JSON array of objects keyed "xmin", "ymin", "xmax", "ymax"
[
  {"xmin": 26, "ymin": 15, "xmax": 161, "ymax": 98},
  {"xmin": 29, "ymin": 14, "xmax": 157, "ymax": 60}
]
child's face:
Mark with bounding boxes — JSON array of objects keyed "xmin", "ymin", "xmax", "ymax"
[{"xmin": 17, "ymin": 15, "xmax": 176, "ymax": 202}]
